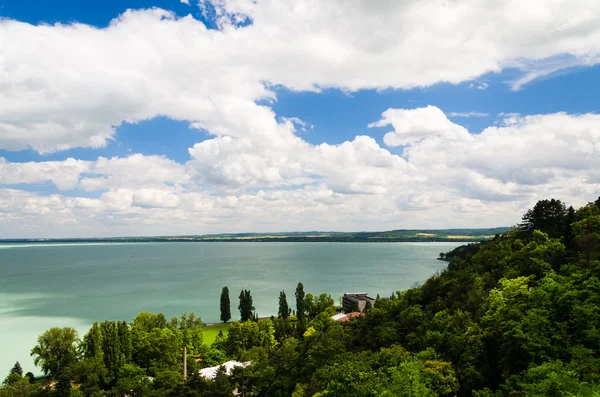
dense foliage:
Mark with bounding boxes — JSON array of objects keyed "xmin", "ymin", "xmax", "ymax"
[{"xmin": 3, "ymin": 198, "xmax": 600, "ymax": 396}]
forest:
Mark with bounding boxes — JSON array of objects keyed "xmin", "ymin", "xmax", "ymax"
[{"xmin": 2, "ymin": 197, "xmax": 600, "ymax": 396}]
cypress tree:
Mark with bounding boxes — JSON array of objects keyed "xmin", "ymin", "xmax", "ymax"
[
  {"xmin": 295, "ymin": 282, "xmax": 306, "ymax": 335},
  {"xmin": 220, "ymin": 286, "xmax": 231, "ymax": 323},
  {"xmin": 278, "ymin": 290, "xmax": 290, "ymax": 320}
]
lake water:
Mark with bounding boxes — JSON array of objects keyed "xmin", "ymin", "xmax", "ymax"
[{"xmin": 0, "ymin": 241, "xmax": 461, "ymax": 375}]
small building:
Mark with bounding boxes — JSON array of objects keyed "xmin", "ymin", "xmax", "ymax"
[{"xmin": 342, "ymin": 292, "xmax": 375, "ymax": 313}]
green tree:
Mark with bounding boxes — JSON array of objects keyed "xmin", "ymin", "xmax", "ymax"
[
  {"xmin": 220, "ymin": 286, "xmax": 231, "ymax": 323},
  {"xmin": 82, "ymin": 323, "xmax": 102, "ymax": 359},
  {"xmin": 100, "ymin": 321, "xmax": 123, "ymax": 385},
  {"xmin": 117, "ymin": 321, "xmax": 133, "ymax": 363},
  {"xmin": 30, "ymin": 327, "xmax": 79, "ymax": 379},
  {"xmin": 54, "ymin": 374, "xmax": 72, "ymax": 397},
  {"xmin": 115, "ymin": 363, "xmax": 152, "ymax": 396},
  {"xmin": 295, "ymin": 282, "xmax": 306, "ymax": 335},
  {"xmin": 520, "ymin": 199, "xmax": 567, "ymax": 238},
  {"xmin": 10, "ymin": 362, "xmax": 23, "ymax": 377},
  {"xmin": 238, "ymin": 290, "xmax": 255, "ymax": 322},
  {"xmin": 173, "ymin": 312, "xmax": 204, "ymax": 355},
  {"xmin": 224, "ymin": 321, "xmax": 262, "ymax": 357},
  {"xmin": 278, "ymin": 290, "xmax": 290, "ymax": 320},
  {"xmin": 2, "ymin": 362, "xmax": 24, "ymax": 387},
  {"xmin": 0, "ymin": 377, "xmax": 41, "ymax": 397},
  {"xmin": 24, "ymin": 372, "xmax": 35, "ymax": 384},
  {"xmin": 70, "ymin": 356, "xmax": 107, "ymax": 396}
]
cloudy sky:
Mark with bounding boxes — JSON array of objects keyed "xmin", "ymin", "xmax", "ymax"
[{"xmin": 1, "ymin": 0, "xmax": 599, "ymax": 238}]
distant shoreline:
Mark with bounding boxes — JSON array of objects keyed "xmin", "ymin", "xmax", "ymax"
[
  {"xmin": 1, "ymin": 236, "xmax": 492, "ymax": 244},
  {"xmin": 0, "ymin": 227, "xmax": 508, "ymax": 244}
]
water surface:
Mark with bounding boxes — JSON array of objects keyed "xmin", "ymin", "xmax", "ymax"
[{"xmin": 0, "ymin": 241, "xmax": 461, "ymax": 375}]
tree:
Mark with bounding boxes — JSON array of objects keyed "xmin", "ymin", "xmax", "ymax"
[
  {"xmin": 54, "ymin": 374, "xmax": 72, "ymax": 397},
  {"xmin": 10, "ymin": 362, "xmax": 22, "ymax": 377},
  {"xmin": 278, "ymin": 291, "xmax": 290, "ymax": 320},
  {"xmin": 520, "ymin": 199, "xmax": 567, "ymax": 238},
  {"xmin": 24, "ymin": 372, "xmax": 35, "ymax": 384},
  {"xmin": 82, "ymin": 322, "xmax": 103, "ymax": 359},
  {"xmin": 295, "ymin": 282, "xmax": 306, "ymax": 335},
  {"xmin": 70, "ymin": 356, "xmax": 107, "ymax": 395},
  {"xmin": 100, "ymin": 321, "xmax": 124, "ymax": 385},
  {"xmin": 220, "ymin": 286, "xmax": 231, "ymax": 323},
  {"xmin": 238, "ymin": 290, "xmax": 255, "ymax": 322},
  {"xmin": 30, "ymin": 327, "xmax": 79, "ymax": 378},
  {"xmin": 0, "ymin": 377, "xmax": 41, "ymax": 397},
  {"xmin": 2, "ymin": 362, "xmax": 24, "ymax": 387},
  {"xmin": 564, "ymin": 205, "xmax": 576, "ymax": 249},
  {"xmin": 117, "ymin": 320, "xmax": 133, "ymax": 363}
]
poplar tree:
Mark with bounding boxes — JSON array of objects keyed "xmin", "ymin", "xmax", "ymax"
[
  {"xmin": 295, "ymin": 282, "xmax": 306, "ymax": 335},
  {"xmin": 238, "ymin": 290, "xmax": 255, "ymax": 322},
  {"xmin": 220, "ymin": 286, "xmax": 231, "ymax": 323},
  {"xmin": 83, "ymin": 322, "xmax": 103, "ymax": 359},
  {"xmin": 117, "ymin": 321, "xmax": 132, "ymax": 363},
  {"xmin": 278, "ymin": 290, "xmax": 290, "ymax": 320},
  {"xmin": 100, "ymin": 321, "xmax": 123, "ymax": 384}
]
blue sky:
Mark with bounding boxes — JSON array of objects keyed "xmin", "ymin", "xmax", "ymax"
[{"xmin": 1, "ymin": 0, "xmax": 599, "ymax": 237}]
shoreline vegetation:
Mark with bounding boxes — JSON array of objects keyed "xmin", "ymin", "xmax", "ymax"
[
  {"xmin": 3, "ymin": 197, "xmax": 600, "ymax": 396},
  {"xmin": 0, "ymin": 227, "xmax": 508, "ymax": 244}
]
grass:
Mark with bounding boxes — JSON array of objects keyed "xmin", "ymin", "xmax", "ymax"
[{"xmin": 203, "ymin": 322, "xmax": 231, "ymax": 346}]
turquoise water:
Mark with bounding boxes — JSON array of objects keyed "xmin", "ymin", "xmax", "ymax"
[{"xmin": 0, "ymin": 241, "xmax": 461, "ymax": 375}]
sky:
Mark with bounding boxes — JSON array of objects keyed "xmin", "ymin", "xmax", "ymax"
[{"xmin": 0, "ymin": 0, "xmax": 600, "ymax": 238}]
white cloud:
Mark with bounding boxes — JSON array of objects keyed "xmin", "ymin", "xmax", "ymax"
[
  {"xmin": 369, "ymin": 106, "xmax": 471, "ymax": 146},
  {"xmin": 180, "ymin": 0, "xmax": 190, "ymax": 4},
  {"xmin": 3, "ymin": 107, "xmax": 600, "ymax": 237},
  {"xmin": 469, "ymin": 82, "xmax": 490, "ymax": 90},
  {"xmin": 0, "ymin": 154, "xmax": 188, "ymax": 191},
  {"xmin": 2, "ymin": 2, "xmax": 600, "ymax": 236},
  {"xmin": 132, "ymin": 189, "xmax": 181, "ymax": 208},
  {"xmin": 2, "ymin": 1, "xmax": 600, "ymax": 152}
]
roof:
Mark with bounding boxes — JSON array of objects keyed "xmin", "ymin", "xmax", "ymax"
[
  {"xmin": 331, "ymin": 312, "xmax": 363, "ymax": 322},
  {"xmin": 199, "ymin": 361, "xmax": 250, "ymax": 379},
  {"xmin": 331, "ymin": 313, "xmax": 347, "ymax": 321}
]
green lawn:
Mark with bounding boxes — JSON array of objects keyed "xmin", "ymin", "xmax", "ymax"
[{"xmin": 203, "ymin": 323, "xmax": 231, "ymax": 346}]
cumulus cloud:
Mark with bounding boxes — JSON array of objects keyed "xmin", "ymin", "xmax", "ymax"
[
  {"xmin": 369, "ymin": 106, "xmax": 471, "ymax": 146},
  {"xmin": 3, "ymin": 107, "xmax": 600, "ymax": 237},
  {"xmin": 0, "ymin": 154, "xmax": 188, "ymax": 191},
  {"xmin": 2, "ymin": 1, "xmax": 600, "ymax": 236},
  {"xmin": 2, "ymin": 1, "xmax": 600, "ymax": 152}
]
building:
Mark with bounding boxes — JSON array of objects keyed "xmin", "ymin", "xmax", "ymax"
[{"xmin": 342, "ymin": 292, "xmax": 376, "ymax": 313}]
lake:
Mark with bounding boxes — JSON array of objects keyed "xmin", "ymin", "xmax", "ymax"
[{"xmin": 0, "ymin": 241, "xmax": 462, "ymax": 375}]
